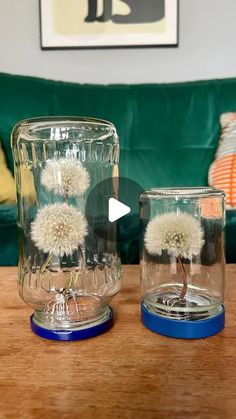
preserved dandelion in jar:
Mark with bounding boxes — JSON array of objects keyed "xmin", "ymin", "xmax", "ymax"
[
  {"xmin": 11, "ymin": 117, "xmax": 121, "ymax": 340},
  {"xmin": 140, "ymin": 188, "xmax": 225, "ymax": 339}
]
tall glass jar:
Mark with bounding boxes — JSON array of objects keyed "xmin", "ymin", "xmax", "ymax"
[
  {"xmin": 140, "ymin": 187, "xmax": 225, "ymax": 339},
  {"xmin": 11, "ymin": 117, "xmax": 121, "ymax": 340}
]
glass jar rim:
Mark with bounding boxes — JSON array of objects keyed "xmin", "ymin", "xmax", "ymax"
[
  {"xmin": 11, "ymin": 116, "xmax": 117, "ymax": 144},
  {"xmin": 140, "ymin": 187, "xmax": 225, "ymax": 200}
]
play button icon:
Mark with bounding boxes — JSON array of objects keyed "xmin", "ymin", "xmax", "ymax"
[
  {"xmin": 108, "ymin": 198, "xmax": 131, "ymax": 222},
  {"xmin": 85, "ymin": 176, "xmax": 150, "ymax": 246}
]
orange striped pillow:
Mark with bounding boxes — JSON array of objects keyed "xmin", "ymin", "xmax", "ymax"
[{"xmin": 209, "ymin": 113, "xmax": 236, "ymax": 208}]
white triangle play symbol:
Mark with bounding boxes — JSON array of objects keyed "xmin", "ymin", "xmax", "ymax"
[{"xmin": 108, "ymin": 198, "xmax": 131, "ymax": 222}]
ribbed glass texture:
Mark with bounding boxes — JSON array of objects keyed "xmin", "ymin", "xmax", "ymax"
[
  {"xmin": 11, "ymin": 117, "xmax": 121, "ymax": 330},
  {"xmin": 140, "ymin": 188, "xmax": 225, "ymax": 321}
]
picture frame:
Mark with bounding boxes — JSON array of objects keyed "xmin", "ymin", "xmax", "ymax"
[{"xmin": 40, "ymin": 0, "xmax": 178, "ymax": 49}]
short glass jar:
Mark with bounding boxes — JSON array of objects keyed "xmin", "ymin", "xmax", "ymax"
[
  {"xmin": 140, "ymin": 187, "xmax": 225, "ymax": 339},
  {"xmin": 11, "ymin": 117, "xmax": 121, "ymax": 340}
]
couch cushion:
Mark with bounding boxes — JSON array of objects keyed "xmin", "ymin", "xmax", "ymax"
[{"xmin": 2, "ymin": 73, "xmax": 236, "ymax": 264}]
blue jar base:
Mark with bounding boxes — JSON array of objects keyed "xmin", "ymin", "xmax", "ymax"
[
  {"xmin": 30, "ymin": 307, "xmax": 114, "ymax": 341},
  {"xmin": 141, "ymin": 302, "xmax": 225, "ymax": 339}
]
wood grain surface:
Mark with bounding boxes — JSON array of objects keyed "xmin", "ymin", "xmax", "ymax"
[{"xmin": 0, "ymin": 265, "xmax": 236, "ymax": 419}]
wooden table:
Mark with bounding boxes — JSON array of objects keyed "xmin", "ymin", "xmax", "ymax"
[{"xmin": 1, "ymin": 265, "xmax": 236, "ymax": 419}]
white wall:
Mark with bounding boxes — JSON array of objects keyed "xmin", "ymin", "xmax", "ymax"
[{"xmin": 0, "ymin": 0, "xmax": 236, "ymax": 84}]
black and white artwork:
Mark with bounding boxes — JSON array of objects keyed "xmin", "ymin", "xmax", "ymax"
[
  {"xmin": 85, "ymin": 0, "xmax": 165, "ymax": 24},
  {"xmin": 40, "ymin": 0, "xmax": 178, "ymax": 48}
]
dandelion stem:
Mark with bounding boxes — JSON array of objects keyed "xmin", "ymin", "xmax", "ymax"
[
  {"xmin": 178, "ymin": 256, "xmax": 188, "ymax": 300},
  {"xmin": 78, "ymin": 246, "xmax": 84, "ymax": 265},
  {"xmin": 68, "ymin": 271, "xmax": 73, "ymax": 289},
  {"xmin": 39, "ymin": 253, "xmax": 53, "ymax": 274},
  {"xmin": 73, "ymin": 246, "xmax": 84, "ymax": 288}
]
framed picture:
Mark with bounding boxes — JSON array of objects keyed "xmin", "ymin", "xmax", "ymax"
[{"xmin": 40, "ymin": 0, "xmax": 178, "ymax": 49}]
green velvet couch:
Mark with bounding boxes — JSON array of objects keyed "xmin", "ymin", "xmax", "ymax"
[{"xmin": 1, "ymin": 72, "xmax": 236, "ymax": 265}]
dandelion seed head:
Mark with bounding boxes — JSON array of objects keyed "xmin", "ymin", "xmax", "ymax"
[
  {"xmin": 144, "ymin": 212, "xmax": 205, "ymax": 259},
  {"xmin": 41, "ymin": 158, "xmax": 90, "ymax": 197},
  {"xmin": 31, "ymin": 203, "xmax": 87, "ymax": 257}
]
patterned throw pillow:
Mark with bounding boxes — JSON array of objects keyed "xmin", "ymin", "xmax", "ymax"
[
  {"xmin": 0, "ymin": 141, "xmax": 16, "ymax": 204},
  {"xmin": 208, "ymin": 112, "xmax": 236, "ymax": 208}
]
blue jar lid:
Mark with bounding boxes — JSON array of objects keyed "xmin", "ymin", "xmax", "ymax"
[
  {"xmin": 141, "ymin": 303, "xmax": 224, "ymax": 339},
  {"xmin": 30, "ymin": 307, "xmax": 113, "ymax": 341}
]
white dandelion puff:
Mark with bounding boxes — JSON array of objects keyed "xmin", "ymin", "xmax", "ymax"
[
  {"xmin": 145, "ymin": 212, "xmax": 205, "ymax": 259},
  {"xmin": 31, "ymin": 203, "xmax": 87, "ymax": 257},
  {"xmin": 41, "ymin": 158, "xmax": 90, "ymax": 197}
]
